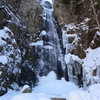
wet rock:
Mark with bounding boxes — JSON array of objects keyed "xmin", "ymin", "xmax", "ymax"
[
  {"xmin": 0, "ymin": 46, "xmax": 3, "ymax": 52},
  {"xmin": 20, "ymin": 65, "xmax": 37, "ymax": 87}
]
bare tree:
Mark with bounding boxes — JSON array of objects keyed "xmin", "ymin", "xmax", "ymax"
[{"xmin": 90, "ymin": 0, "xmax": 100, "ymax": 31}]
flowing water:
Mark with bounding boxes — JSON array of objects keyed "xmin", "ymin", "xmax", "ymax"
[{"xmin": 31, "ymin": 0, "xmax": 66, "ymax": 79}]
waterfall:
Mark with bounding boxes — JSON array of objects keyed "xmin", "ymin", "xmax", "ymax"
[
  {"xmin": 29, "ymin": 0, "xmax": 68, "ymax": 80},
  {"xmin": 19, "ymin": 0, "xmax": 69, "ymax": 86}
]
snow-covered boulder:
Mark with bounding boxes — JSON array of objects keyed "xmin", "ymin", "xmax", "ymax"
[{"xmin": 21, "ymin": 85, "xmax": 32, "ymax": 93}]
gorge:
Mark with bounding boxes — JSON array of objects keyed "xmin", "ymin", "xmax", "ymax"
[{"xmin": 0, "ymin": 0, "xmax": 100, "ymax": 96}]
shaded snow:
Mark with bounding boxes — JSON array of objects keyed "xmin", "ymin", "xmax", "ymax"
[
  {"xmin": 64, "ymin": 53, "xmax": 81, "ymax": 64},
  {"xmin": 0, "ymin": 27, "xmax": 21, "ymax": 67},
  {"xmin": 11, "ymin": 93, "xmax": 39, "ymax": 100},
  {"xmin": 83, "ymin": 48, "xmax": 100, "ymax": 87},
  {"xmin": 21, "ymin": 85, "xmax": 30, "ymax": 93},
  {"xmin": 0, "ymin": 56, "xmax": 7, "ymax": 64},
  {"xmin": 0, "ymin": 27, "xmax": 11, "ymax": 45},
  {"xmin": 40, "ymin": 30, "xmax": 47, "ymax": 36},
  {"xmin": 34, "ymin": 71, "xmax": 79, "ymax": 96},
  {"xmin": 29, "ymin": 40, "xmax": 43, "ymax": 46},
  {"xmin": 67, "ymin": 90, "xmax": 91, "ymax": 100},
  {"xmin": 83, "ymin": 47, "xmax": 100, "ymax": 66},
  {"xmin": 0, "ymin": 89, "xmax": 20, "ymax": 100},
  {"xmin": 62, "ymin": 20, "xmax": 100, "ymax": 87},
  {"xmin": 1, "ymin": 71, "xmax": 100, "ymax": 100},
  {"xmin": 96, "ymin": 31, "xmax": 100, "ymax": 36}
]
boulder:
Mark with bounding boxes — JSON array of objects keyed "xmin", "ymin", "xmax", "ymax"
[{"xmin": 21, "ymin": 85, "xmax": 32, "ymax": 93}]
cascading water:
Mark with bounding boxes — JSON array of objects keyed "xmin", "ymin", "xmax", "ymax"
[
  {"xmin": 20, "ymin": 0, "xmax": 69, "ymax": 86},
  {"xmin": 30, "ymin": 0, "xmax": 65, "ymax": 79}
]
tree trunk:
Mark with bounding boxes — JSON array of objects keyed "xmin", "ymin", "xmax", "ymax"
[{"xmin": 90, "ymin": 0, "xmax": 100, "ymax": 31}]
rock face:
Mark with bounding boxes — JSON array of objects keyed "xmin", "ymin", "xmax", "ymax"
[
  {"xmin": 16, "ymin": 0, "xmax": 43, "ymax": 87},
  {"xmin": 53, "ymin": 1, "xmax": 77, "ymax": 24},
  {"xmin": 54, "ymin": 0, "xmax": 100, "ymax": 87},
  {"xmin": 0, "ymin": 27, "xmax": 21, "ymax": 95},
  {"xmin": 0, "ymin": 0, "xmax": 43, "ymax": 95},
  {"xmin": 0, "ymin": 0, "xmax": 100, "ymax": 95},
  {"xmin": 17, "ymin": 0, "xmax": 43, "ymax": 42}
]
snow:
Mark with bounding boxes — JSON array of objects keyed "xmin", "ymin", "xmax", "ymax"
[
  {"xmin": 83, "ymin": 47, "xmax": 100, "ymax": 66},
  {"xmin": 5, "ymin": 6, "xmax": 21, "ymax": 26},
  {"xmin": 43, "ymin": 45, "xmax": 53, "ymax": 49},
  {"xmin": 83, "ymin": 46, "xmax": 100, "ymax": 86},
  {"xmin": 87, "ymin": 84, "xmax": 100, "ymax": 97},
  {"xmin": 41, "ymin": 0, "xmax": 53, "ymax": 5},
  {"xmin": 96, "ymin": 31, "xmax": 100, "ymax": 36},
  {"xmin": 0, "ymin": 71, "xmax": 2, "ymax": 75},
  {"xmin": 62, "ymin": 20, "xmax": 100, "ymax": 87},
  {"xmin": 84, "ymin": 18, "xmax": 91, "ymax": 22},
  {"xmin": 34, "ymin": 71, "xmax": 79, "ymax": 96},
  {"xmin": 11, "ymin": 93, "xmax": 39, "ymax": 100},
  {"xmin": 0, "ymin": 0, "xmax": 100, "ymax": 100},
  {"xmin": 0, "ymin": 27, "xmax": 10, "ymax": 45},
  {"xmin": 0, "ymin": 27, "xmax": 20, "ymax": 65},
  {"xmin": 64, "ymin": 53, "xmax": 81, "ymax": 64},
  {"xmin": 0, "ymin": 89, "xmax": 20, "ymax": 100},
  {"xmin": 64, "ymin": 23, "xmax": 79, "ymax": 32},
  {"xmin": 29, "ymin": 40, "xmax": 43, "ymax": 46},
  {"xmin": 0, "ymin": 56, "xmax": 7, "ymax": 64},
  {"xmin": 40, "ymin": 30, "xmax": 47, "ymax": 36},
  {"xmin": 67, "ymin": 90, "xmax": 91, "ymax": 100},
  {"xmin": 0, "ymin": 72, "xmax": 100, "ymax": 100},
  {"xmin": 1, "ymin": 71, "xmax": 100, "ymax": 100},
  {"xmin": 21, "ymin": 85, "xmax": 30, "ymax": 93}
]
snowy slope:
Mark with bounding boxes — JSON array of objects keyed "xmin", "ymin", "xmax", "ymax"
[{"xmin": 0, "ymin": 71, "xmax": 100, "ymax": 100}]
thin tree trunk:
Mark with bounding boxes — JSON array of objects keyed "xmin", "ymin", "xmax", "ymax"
[
  {"xmin": 90, "ymin": 0, "xmax": 100, "ymax": 31},
  {"xmin": 71, "ymin": 0, "xmax": 73, "ymax": 10}
]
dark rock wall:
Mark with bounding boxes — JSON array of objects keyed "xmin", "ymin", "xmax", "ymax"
[{"xmin": 0, "ymin": 0, "xmax": 43, "ymax": 95}]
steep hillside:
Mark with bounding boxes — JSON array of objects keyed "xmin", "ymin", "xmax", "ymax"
[
  {"xmin": 54, "ymin": 0, "xmax": 100, "ymax": 87},
  {"xmin": 0, "ymin": 0, "xmax": 43, "ymax": 95}
]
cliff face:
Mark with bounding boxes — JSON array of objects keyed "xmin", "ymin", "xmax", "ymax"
[
  {"xmin": 54, "ymin": 0, "xmax": 100, "ymax": 51},
  {"xmin": 0, "ymin": 0, "xmax": 43, "ymax": 95},
  {"xmin": 54, "ymin": 0, "xmax": 100, "ymax": 87},
  {"xmin": 17, "ymin": 0, "xmax": 43, "ymax": 42},
  {"xmin": 0, "ymin": 0, "xmax": 100, "ymax": 95}
]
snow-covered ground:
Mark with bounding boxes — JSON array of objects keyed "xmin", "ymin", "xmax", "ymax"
[
  {"xmin": 1, "ymin": 71, "xmax": 100, "ymax": 100},
  {"xmin": 0, "ymin": 0, "xmax": 100, "ymax": 100}
]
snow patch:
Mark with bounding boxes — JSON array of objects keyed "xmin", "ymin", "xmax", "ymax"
[
  {"xmin": 83, "ymin": 47, "xmax": 100, "ymax": 66},
  {"xmin": 21, "ymin": 85, "xmax": 30, "ymax": 93},
  {"xmin": 1, "ymin": 72, "xmax": 100, "ymax": 100},
  {"xmin": 29, "ymin": 40, "xmax": 43, "ymax": 46},
  {"xmin": 34, "ymin": 71, "xmax": 79, "ymax": 96},
  {"xmin": 11, "ymin": 93, "xmax": 39, "ymax": 100},
  {"xmin": 0, "ymin": 56, "xmax": 7, "ymax": 64},
  {"xmin": 67, "ymin": 90, "xmax": 91, "ymax": 100},
  {"xmin": 64, "ymin": 53, "xmax": 81, "ymax": 64},
  {"xmin": 40, "ymin": 30, "xmax": 47, "ymax": 36},
  {"xmin": 43, "ymin": 45, "xmax": 53, "ymax": 49},
  {"xmin": 96, "ymin": 31, "xmax": 100, "ymax": 36}
]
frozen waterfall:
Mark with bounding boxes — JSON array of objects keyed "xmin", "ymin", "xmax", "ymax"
[{"xmin": 30, "ymin": 0, "xmax": 68, "ymax": 80}]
